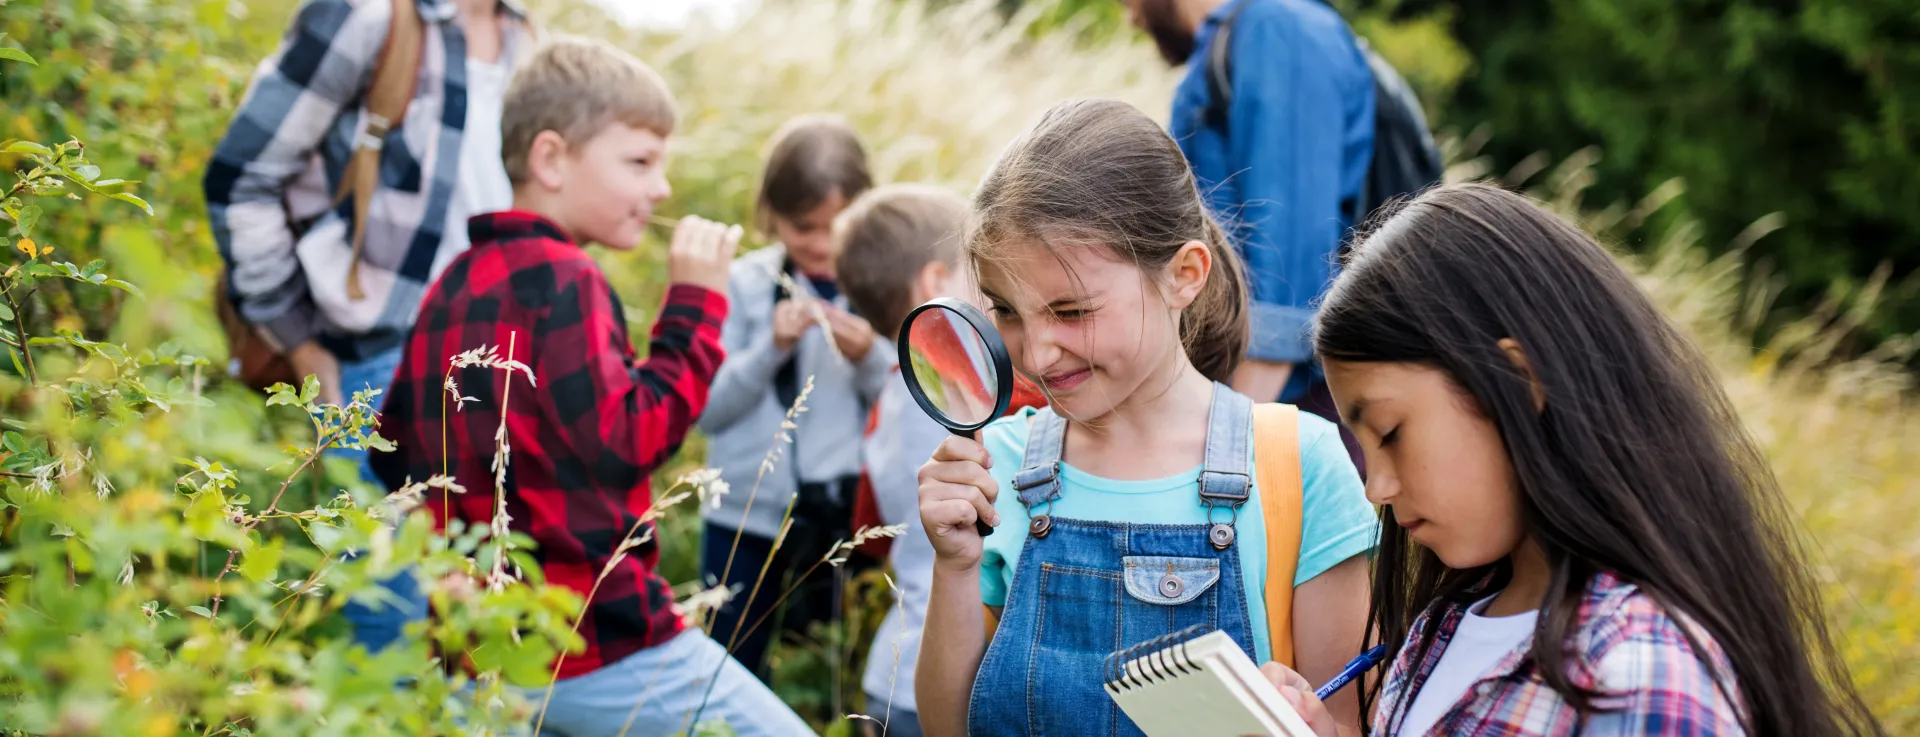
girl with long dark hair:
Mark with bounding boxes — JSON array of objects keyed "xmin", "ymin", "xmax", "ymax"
[{"xmin": 1262, "ymin": 183, "xmax": 1879, "ymax": 736}]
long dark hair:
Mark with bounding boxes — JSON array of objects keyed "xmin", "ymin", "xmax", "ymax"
[{"xmin": 1315, "ymin": 183, "xmax": 1878, "ymax": 735}]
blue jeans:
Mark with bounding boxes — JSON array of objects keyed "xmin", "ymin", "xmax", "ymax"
[
  {"xmin": 463, "ymin": 628, "xmax": 817, "ymax": 737},
  {"xmin": 332, "ymin": 346, "xmax": 428, "ymax": 653}
]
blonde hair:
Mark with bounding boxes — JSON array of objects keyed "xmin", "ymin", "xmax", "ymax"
[
  {"xmin": 833, "ymin": 184, "xmax": 969, "ymax": 338},
  {"xmin": 500, "ymin": 35, "xmax": 677, "ymax": 185},
  {"xmin": 967, "ymin": 98, "xmax": 1250, "ymax": 383}
]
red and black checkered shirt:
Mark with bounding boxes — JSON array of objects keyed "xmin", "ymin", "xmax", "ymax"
[{"xmin": 370, "ymin": 210, "xmax": 725, "ymax": 678}]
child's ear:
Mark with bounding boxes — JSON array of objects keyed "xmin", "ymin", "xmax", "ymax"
[
  {"xmin": 915, "ymin": 261, "xmax": 951, "ymax": 304},
  {"xmin": 1497, "ymin": 338, "xmax": 1547, "ymax": 413},
  {"xmin": 526, "ymin": 130, "xmax": 570, "ymax": 192},
  {"xmin": 1164, "ymin": 240, "xmax": 1212, "ymax": 310}
]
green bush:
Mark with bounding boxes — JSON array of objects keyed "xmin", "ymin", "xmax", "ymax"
[{"xmin": 1373, "ymin": 0, "xmax": 1920, "ymax": 350}]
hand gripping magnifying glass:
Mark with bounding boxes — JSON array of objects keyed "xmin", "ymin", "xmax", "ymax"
[{"xmin": 896, "ymin": 298, "xmax": 1015, "ymax": 538}]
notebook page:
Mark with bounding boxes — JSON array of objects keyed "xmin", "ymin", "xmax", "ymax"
[
  {"xmin": 1192, "ymin": 640, "xmax": 1317, "ymax": 737},
  {"xmin": 1105, "ymin": 631, "xmax": 1317, "ymax": 737}
]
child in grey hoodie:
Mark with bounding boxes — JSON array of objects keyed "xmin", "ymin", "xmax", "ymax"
[{"xmin": 697, "ymin": 115, "xmax": 894, "ymax": 678}]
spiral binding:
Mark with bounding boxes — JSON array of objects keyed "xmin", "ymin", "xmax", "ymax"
[{"xmin": 1102, "ymin": 624, "xmax": 1213, "ymax": 692}]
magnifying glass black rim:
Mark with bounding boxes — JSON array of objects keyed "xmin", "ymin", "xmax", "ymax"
[{"xmin": 897, "ymin": 297, "xmax": 1015, "ymax": 435}]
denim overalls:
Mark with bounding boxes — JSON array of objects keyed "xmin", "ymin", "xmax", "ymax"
[{"xmin": 968, "ymin": 383, "xmax": 1262, "ymax": 736}]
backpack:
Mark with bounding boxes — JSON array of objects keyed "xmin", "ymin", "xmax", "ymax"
[
  {"xmin": 215, "ymin": 0, "xmax": 426, "ymax": 389},
  {"xmin": 1203, "ymin": 0, "xmax": 1443, "ymax": 243}
]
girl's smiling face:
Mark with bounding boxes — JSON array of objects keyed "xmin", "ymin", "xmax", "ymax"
[
  {"xmin": 1323, "ymin": 359, "xmax": 1527, "ymax": 569},
  {"xmin": 977, "ymin": 238, "xmax": 1191, "ymax": 422}
]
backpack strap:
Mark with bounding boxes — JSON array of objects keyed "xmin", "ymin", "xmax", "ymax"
[
  {"xmin": 1253, "ymin": 402, "xmax": 1303, "ymax": 668},
  {"xmin": 1202, "ymin": 0, "xmax": 1249, "ymax": 132},
  {"xmin": 340, "ymin": 0, "xmax": 426, "ymax": 301}
]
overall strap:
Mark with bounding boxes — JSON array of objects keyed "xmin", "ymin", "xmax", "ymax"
[
  {"xmin": 1198, "ymin": 382, "xmax": 1255, "ymax": 549},
  {"xmin": 1010, "ymin": 407, "xmax": 1067, "ymax": 537}
]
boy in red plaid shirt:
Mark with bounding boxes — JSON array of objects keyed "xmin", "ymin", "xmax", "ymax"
[{"xmin": 369, "ymin": 36, "xmax": 812, "ymax": 737}]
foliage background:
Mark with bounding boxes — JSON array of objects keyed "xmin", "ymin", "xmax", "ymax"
[
  {"xmin": 1, "ymin": 0, "xmax": 1915, "ymax": 733},
  {"xmin": 1030, "ymin": 0, "xmax": 1920, "ymax": 356}
]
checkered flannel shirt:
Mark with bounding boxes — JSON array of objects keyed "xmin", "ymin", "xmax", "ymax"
[
  {"xmin": 370, "ymin": 211, "xmax": 726, "ymax": 678},
  {"xmin": 203, "ymin": 0, "xmax": 531, "ymax": 362},
  {"xmin": 1373, "ymin": 571, "xmax": 1747, "ymax": 735}
]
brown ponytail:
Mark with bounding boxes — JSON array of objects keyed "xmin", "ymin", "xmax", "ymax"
[
  {"xmin": 967, "ymin": 98, "xmax": 1250, "ymax": 382},
  {"xmin": 1188, "ymin": 215, "xmax": 1251, "ymax": 382}
]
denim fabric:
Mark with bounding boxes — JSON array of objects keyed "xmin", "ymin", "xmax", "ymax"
[
  {"xmin": 967, "ymin": 386, "xmax": 1261, "ymax": 736},
  {"xmin": 461, "ymin": 628, "xmax": 817, "ymax": 737},
  {"xmin": 331, "ymin": 346, "xmax": 426, "ymax": 654}
]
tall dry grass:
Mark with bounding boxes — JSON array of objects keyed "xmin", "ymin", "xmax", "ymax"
[{"xmin": 528, "ymin": 0, "xmax": 1917, "ymax": 730}]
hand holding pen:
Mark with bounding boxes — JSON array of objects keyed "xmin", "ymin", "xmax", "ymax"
[{"xmin": 1257, "ymin": 644, "xmax": 1390, "ymax": 737}]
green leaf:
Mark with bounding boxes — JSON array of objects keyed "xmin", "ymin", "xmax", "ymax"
[
  {"xmin": 0, "ymin": 47, "xmax": 36, "ymax": 66},
  {"xmin": 102, "ymin": 279, "xmax": 143, "ymax": 296},
  {"xmin": 69, "ymin": 165, "xmax": 101, "ymax": 183},
  {"xmin": 184, "ymin": 489, "xmax": 229, "ymax": 541},
  {"xmin": 363, "ymin": 432, "xmax": 396, "ymax": 453},
  {"xmin": 90, "ymin": 179, "xmax": 130, "ymax": 189},
  {"xmin": 16, "ymin": 205, "xmax": 40, "ymax": 238},
  {"xmin": 185, "ymin": 606, "xmax": 213, "ymax": 619},
  {"xmin": 0, "ymin": 141, "xmax": 50, "ymax": 156},
  {"xmin": 299, "ymin": 376, "xmax": 320, "ymax": 405},
  {"xmin": 238, "ymin": 538, "xmax": 284, "ymax": 583},
  {"xmin": 0, "ymin": 303, "xmax": 10, "ymax": 322},
  {"xmin": 106, "ymin": 192, "xmax": 152, "ymax": 215},
  {"xmin": 501, "ymin": 637, "xmax": 559, "ymax": 687}
]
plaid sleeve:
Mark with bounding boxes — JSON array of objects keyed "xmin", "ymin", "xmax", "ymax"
[
  {"xmin": 201, "ymin": 0, "xmax": 385, "ymax": 350},
  {"xmin": 539, "ymin": 269, "xmax": 729, "ymax": 484},
  {"xmin": 1578, "ymin": 609, "xmax": 1748, "ymax": 735}
]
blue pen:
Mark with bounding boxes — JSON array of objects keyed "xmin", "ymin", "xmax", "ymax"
[{"xmin": 1313, "ymin": 644, "xmax": 1389, "ymax": 701}]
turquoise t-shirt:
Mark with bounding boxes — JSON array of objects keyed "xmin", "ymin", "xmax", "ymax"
[{"xmin": 979, "ymin": 406, "xmax": 1378, "ymax": 662}]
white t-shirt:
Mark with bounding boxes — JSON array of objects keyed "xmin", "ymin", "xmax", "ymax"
[
  {"xmin": 1398, "ymin": 594, "xmax": 1539, "ymax": 735},
  {"xmin": 435, "ymin": 57, "xmax": 515, "ymax": 273}
]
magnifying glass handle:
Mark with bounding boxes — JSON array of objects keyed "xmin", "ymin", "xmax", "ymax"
[{"xmin": 947, "ymin": 427, "xmax": 997, "ymax": 538}]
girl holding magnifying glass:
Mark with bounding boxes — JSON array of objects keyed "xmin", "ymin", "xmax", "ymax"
[{"xmin": 913, "ymin": 100, "xmax": 1379, "ymax": 737}]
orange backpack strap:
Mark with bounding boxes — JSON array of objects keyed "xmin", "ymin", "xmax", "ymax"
[
  {"xmin": 340, "ymin": 0, "xmax": 426, "ymax": 300},
  {"xmin": 1253, "ymin": 402, "xmax": 1304, "ymax": 668}
]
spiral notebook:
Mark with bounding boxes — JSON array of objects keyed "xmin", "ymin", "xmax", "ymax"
[{"xmin": 1102, "ymin": 625, "xmax": 1317, "ymax": 737}]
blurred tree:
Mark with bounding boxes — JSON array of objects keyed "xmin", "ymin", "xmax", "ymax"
[{"xmin": 1371, "ymin": 0, "xmax": 1920, "ymax": 347}]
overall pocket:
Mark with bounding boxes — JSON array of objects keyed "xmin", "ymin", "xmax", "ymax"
[{"xmin": 1118, "ymin": 556, "xmax": 1223, "ymax": 641}]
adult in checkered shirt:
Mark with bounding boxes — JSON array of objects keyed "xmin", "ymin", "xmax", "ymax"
[{"xmin": 204, "ymin": 0, "xmax": 528, "ymax": 436}]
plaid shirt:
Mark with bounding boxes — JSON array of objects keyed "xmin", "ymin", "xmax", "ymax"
[
  {"xmin": 1374, "ymin": 572, "xmax": 1748, "ymax": 736},
  {"xmin": 203, "ymin": 0, "xmax": 532, "ymax": 362},
  {"xmin": 369, "ymin": 211, "xmax": 726, "ymax": 679}
]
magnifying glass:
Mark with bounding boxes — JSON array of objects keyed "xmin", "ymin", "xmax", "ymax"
[{"xmin": 897, "ymin": 297, "xmax": 1014, "ymax": 537}]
